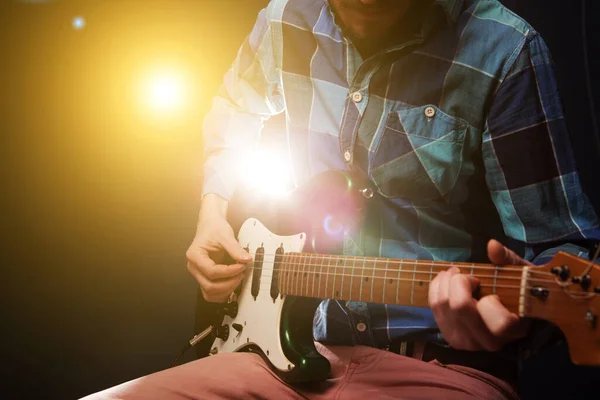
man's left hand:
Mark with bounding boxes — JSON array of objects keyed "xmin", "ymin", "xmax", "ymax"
[{"xmin": 428, "ymin": 239, "xmax": 533, "ymax": 351}]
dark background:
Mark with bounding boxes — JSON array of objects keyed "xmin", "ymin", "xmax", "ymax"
[{"xmin": 1, "ymin": 1, "xmax": 598, "ymax": 399}]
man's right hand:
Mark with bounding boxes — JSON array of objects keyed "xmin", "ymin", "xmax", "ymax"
[{"xmin": 186, "ymin": 194, "xmax": 252, "ymax": 303}]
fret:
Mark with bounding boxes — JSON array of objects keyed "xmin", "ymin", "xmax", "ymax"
[
  {"xmin": 317, "ymin": 254, "xmax": 323, "ymax": 298},
  {"xmin": 382, "ymin": 259, "xmax": 389, "ymax": 303},
  {"xmin": 396, "ymin": 259, "xmax": 403, "ymax": 305},
  {"xmin": 359, "ymin": 257, "xmax": 365, "ymax": 302},
  {"xmin": 290, "ymin": 253, "xmax": 296, "ymax": 294},
  {"xmin": 324, "ymin": 253, "xmax": 331, "ymax": 299},
  {"xmin": 470, "ymin": 264, "xmax": 475, "ymax": 277},
  {"xmin": 410, "ymin": 262, "xmax": 416, "ymax": 305},
  {"xmin": 493, "ymin": 266, "xmax": 498, "ymax": 295},
  {"xmin": 306, "ymin": 254, "xmax": 313, "ymax": 297},
  {"xmin": 307, "ymin": 254, "xmax": 313, "ymax": 296},
  {"xmin": 518, "ymin": 267, "xmax": 529, "ymax": 317},
  {"xmin": 309, "ymin": 254, "xmax": 315, "ymax": 297},
  {"xmin": 285, "ymin": 253, "xmax": 296, "ymax": 294},
  {"xmin": 302, "ymin": 254, "xmax": 315, "ymax": 297},
  {"xmin": 280, "ymin": 254, "xmax": 285, "ymax": 294},
  {"xmin": 297, "ymin": 253, "xmax": 303, "ymax": 295},
  {"xmin": 296, "ymin": 254, "xmax": 302, "ymax": 295},
  {"xmin": 302, "ymin": 253, "xmax": 307, "ymax": 297},
  {"xmin": 339, "ymin": 256, "xmax": 346, "ymax": 299},
  {"xmin": 349, "ymin": 256, "xmax": 356, "ymax": 301},
  {"xmin": 294, "ymin": 253, "xmax": 300, "ymax": 294},
  {"xmin": 370, "ymin": 257, "xmax": 376, "ymax": 303},
  {"xmin": 310, "ymin": 254, "xmax": 314, "ymax": 298},
  {"xmin": 429, "ymin": 261, "xmax": 434, "ymax": 283},
  {"xmin": 331, "ymin": 256, "xmax": 338, "ymax": 298}
]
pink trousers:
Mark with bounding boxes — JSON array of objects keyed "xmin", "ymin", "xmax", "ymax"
[{"xmin": 82, "ymin": 344, "xmax": 519, "ymax": 399}]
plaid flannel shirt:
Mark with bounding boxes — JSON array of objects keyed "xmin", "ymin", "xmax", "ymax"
[{"xmin": 201, "ymin": 0, "xmax": 600, "ymax": 347}]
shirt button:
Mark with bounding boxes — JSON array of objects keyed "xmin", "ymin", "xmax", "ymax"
[
  {"xmin": 357, "ymin": 322, "xmax": 367, "ymax": 332},
  {"xmin": 343, "ymin": 150, "xmax": 353, "ymax": 162},
  {"xmin": 351, "ymin": 91, "xmax": 363, "ymax": 103},
  {"xmin": 360, "ymin": 188, "xmax": 374, "ymax": 199},
  {"xmin": 424, "ymin": 106, "xmax": 436, "ymax": 118}
]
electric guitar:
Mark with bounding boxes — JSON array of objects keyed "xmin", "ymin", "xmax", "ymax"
[{"xmin": 194, "ymin": 171, "xmax": 600, "ymax": 383}]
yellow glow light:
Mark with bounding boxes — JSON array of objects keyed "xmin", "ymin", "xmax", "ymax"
[
  {"xmin": 239, "ymin": 148, "xmax": 292, "ymax": 197},
  {"xmin": 144, "ymin": 71, "xmax": 185, "ymax": 112}
]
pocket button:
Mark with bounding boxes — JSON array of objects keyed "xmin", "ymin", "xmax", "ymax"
[
  {"xmin": 424, "ymin": 106, "xmax": 436, "ymax": 118},
  {"xmin": 351, "ymin": 91, "xmax": 363, "ymax": 103},
  {"xmin": 344, "ymin": 150, "xmax": 353, "ymax": 162}
]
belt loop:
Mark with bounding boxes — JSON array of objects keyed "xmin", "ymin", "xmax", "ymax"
[
  {"xmin": 399, "ymin": 342, "xmax": 408, "ymax": 356},
  {"xmin": 412, "ymin": 341, "xmax": 426, "ymax": 361}
]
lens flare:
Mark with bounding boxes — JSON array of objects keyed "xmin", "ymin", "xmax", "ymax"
[
  {"xmin": 238, "ymin": 148, "xmax": 292, "ymax": 197},
  {"xmin": 144, "ymin": 71, "xmax": 185, "ymax": 112},
  {"xmin": 323, "ymin": 214, "xmax": 344, "ymax": 237}
]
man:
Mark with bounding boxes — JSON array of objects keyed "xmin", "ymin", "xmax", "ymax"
[{"xmin": 86, "ymin": 0, "xmax": 600, "ymax": 398}]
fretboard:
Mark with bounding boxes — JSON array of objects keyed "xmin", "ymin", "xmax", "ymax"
[{"xmin": 278, "ymin": 253, "xmax": 526, "ymax": 314}]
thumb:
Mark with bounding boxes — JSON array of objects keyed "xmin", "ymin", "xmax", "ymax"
[
  {"xmin": 487, "ymin": 239, "xmax": 533, "ymax": 266},
  {"xmin": 221, "ymin": 236, "xmax": 252, "ymax": 263}
]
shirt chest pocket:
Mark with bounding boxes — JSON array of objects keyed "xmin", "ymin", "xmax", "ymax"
[{"xmin": 370, "ymin": 105, "xmax": 468, "ymax": 200}]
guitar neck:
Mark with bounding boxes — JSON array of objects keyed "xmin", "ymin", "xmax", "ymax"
[{"xmin": 278, "ymin": 253, "xmax": 527, "ymax": 314}]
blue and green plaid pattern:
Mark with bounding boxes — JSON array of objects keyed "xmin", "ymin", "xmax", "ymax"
[{"xmin": 202, "ymin": 0, "xmax": 600, "ymax": 347}]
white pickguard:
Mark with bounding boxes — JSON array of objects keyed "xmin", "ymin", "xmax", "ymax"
[{"xmin": 211, "ymin": 218, "xmax": 306, "ymax": 372}]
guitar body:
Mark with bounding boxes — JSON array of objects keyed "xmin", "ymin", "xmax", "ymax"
[
  {"xmin": 194, "ymin": 171, "xmax": 365, "ymax": 383},
  {"xmin": 193, "ymin": 171, "xmax": 600, "ymax": 381}
]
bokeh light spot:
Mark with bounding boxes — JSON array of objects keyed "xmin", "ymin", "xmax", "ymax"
[{"xmin": 72, "ymin": 16, "xmax": 86, "ymax": 30}]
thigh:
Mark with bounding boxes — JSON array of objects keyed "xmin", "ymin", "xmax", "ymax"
[
  {"xmin": 81, "ymin": 353, "xmax": 306, "ymax": 400},
  {"xmin": 333, "ymin": 347, "xmax": 519, "ymax": 400}
]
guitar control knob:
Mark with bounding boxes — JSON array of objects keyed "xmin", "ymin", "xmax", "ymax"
[
  {"xmin": 232, "ymin": 323, "xmax": 243, "ymax": 333},
  {"xmin": 222, "ymin": 302, "xmax": 238, "ymax": 318},
  {"xmin": 594, "ymin": 286, "xmax": 600, "ymax": 294},
  {"xmin": 216, "ymin": 325, "xmax": 229, "ymax": 341}
]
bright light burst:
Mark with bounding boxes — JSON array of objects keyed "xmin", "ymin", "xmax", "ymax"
[
  {"xmin": 239, "ymin": 148, "xmax": 292, "ymax": 197},
  {"xmin": 144, "ymin": 71, "xmax": 185, "ymax": 112}
]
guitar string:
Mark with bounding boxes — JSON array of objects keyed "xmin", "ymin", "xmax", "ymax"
[
  {"xmin": 251, "ymin": 266, "xmax": 556, "ymax": 283},
  {"xmin": 247, "ymin": 271, "xmax": 596, "ymax": 295},
  {"xmin": 247, "ymin": 250, "xmax": 599, "ymax": 270},
  {"xmin": 246, "ymin": 260, "xmax": 555, "ymax": 281},
  {"xmin": 235, "ymin": 281, "xmax": 591, "ymax": 308},
  {"xmin": 239, "ymin": 253, "xmax": 559, "ymax": 276}
]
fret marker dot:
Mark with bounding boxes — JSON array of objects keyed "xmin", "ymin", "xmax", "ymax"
[
  {"xmin": 389, "ymin": 279, "xmax": 393, "ymax": 284},
  {"xmin": 365, "ymin": 277, "xmax": 369, "ymax": 282},
  {"xmin": 335, "ymin": 291, "xmax": 339, "ymax": 297},
  {"xmin": 419, "ymin": 281, "xmax": 424, "ymax": 286}
]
